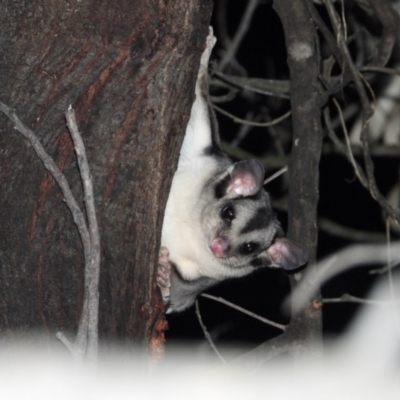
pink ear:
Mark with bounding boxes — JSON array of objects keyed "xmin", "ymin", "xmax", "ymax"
[
  {"xmin": 226, "ymin": 160, "xmax": 264, "ymax": 197},
  {"xmin": 267, "ymin": 237, "xmax": 308, "ymax": 271}
]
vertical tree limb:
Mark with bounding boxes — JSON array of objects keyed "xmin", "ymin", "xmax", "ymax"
[{"xmin": 274, "ymin": 0, "xmax": 323, "ymax": 356}]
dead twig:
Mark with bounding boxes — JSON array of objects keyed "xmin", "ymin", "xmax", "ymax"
[
  {"xmin": 65, "ymin": 106, "xmax": 101, "ymax": 362},
  {"xmin": 201, "ymin": 293, "xmax": 286, "ymax": 331},
  {"xmin": 264, "ymin": 166, "xmax": 288, "ymax": 186},
  {"xmin": 0, "ymin": 100, "xmax": 100, "ymax": 362},
  {"xmin": 0, "ymin": 101, "xmax": 90, "ymax": 260},
  {"xmin": 323, "ymin": 293, "xmax": 400, "ymax": 306},
  {"xmin": 359, "ymin": 66, "xmax": 400, "ymax": 76},
  {"xmin": 195, "ymin": 300, "xmax": 227, "ymax": 364},
  {"xmin": 212, "ymin": 72, "xmax": 290, "ymax": 99},
  {"xmin": 217, "ymin": 0, "xmax": 260, "ymax": 72},
  {"xmin": 213, "ymin": 104, "xmax": 291, "ymax": 127},
  {"xmin": 331, "ymin": 98, "xmax": 368, "ymax": 187},
  {"xmin": 324, "ymin": 0, "xmax": 400, "ymax": 224},
  {"xmin": 290, "ymin": 241, "xmax": 400, "ymax": 314},
  {"xmin": 318, "ymin": 217, "xmax": 386, "ymax": 242},
  {"xmin": 367, "ymin": 0, "xmax": 400, "ymax": 63}
]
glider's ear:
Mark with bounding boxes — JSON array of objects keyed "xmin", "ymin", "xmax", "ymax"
[{"xmin": 267, "ymin": 237, "xmax": 308, "ymax": 271}]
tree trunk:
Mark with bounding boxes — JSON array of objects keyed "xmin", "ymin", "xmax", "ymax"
[{"xmin": 0, "ymin": 0, "xmax": 212, "ymax": 353}]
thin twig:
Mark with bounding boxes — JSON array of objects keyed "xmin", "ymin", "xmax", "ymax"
[
  {"xmin": 231, "ymin": 111, "xmax": 255, "ymax": 147},
  {"xmin": 230, "ymin": 329, "xmax": 297, "ymax": 373},
  {"xmin": 0, "ymin": 100, "xmax": 100, "ymax": 362},
  {"xmin": 201, "ymin": 293, "xmax": 286, "ymax": 331},
  {"xmin": 306, "ymin": 0, "xmax": 345, "ymax": 68},
  {"xmin": 264, "ymin": 166, "xmax": 288, "ymax": 186},
  {"xmin": 324, "ymin": 0, "xmax": 400, "ymax": 223},
  {"xmin": 323, "ymin": 106, "xmax": 369, "ymax": 186},
  {"xmin": 215, "ymin": 0, "xmax": 230, "ymax": 50},
  {"xmin": 65, "ymin": 106, "xmax": 100, "ymax": 362},
  {"xmin": 195, "ymin": 300, "xmax": 227, "ymax": 364},
  {"xmin": 290, "ymin": 241, "xmax": 400, "ymax": 314},
  {"xmin": 332, "ymin": 98, "xmax": 368, "ymax": 187},
  {"xmin": 210, "ymin": 86, "xmax": 239, "ymax": 104},
  {"xmin": 323, "ymin": 293, "xmax": 400, "ymax": 306},
  {"xmin": 213, "ymin": 104, "xmax": 291, "ymax": 127},
  {"xmin": 212, "ymin": 71, "xmax": 290, "ymax": 99},
  {"xmin": 0, "ymin": 101, "xmax": 91, "ymax": 258},
  {"xmin": 318, "ymin": 217, "xmax": 386, "ymax": 242},
  {"xmin": 221, "ymin": 141, "xmax": 288, "ymax": 168},
  {"xmin": 323, "ymin": 142, "xmax": 400, "ymax": 157},
  {"xmin": 359, "ymin": 66, "xmax": 400, "ymax": 76},
  {"xmin": 369, "ymin": 260, "xmax": 400, "ymax": 275},
  {"xmin": 217, "ymin": 0, "xmax": 260, "ymax": 72},
  {"xmin": 367, "ymin": 0, "xmax": 400, "ymax": 65},
  {"xmin": 56, "ymin": 332, "xmax": 78, "ymax": 355}
]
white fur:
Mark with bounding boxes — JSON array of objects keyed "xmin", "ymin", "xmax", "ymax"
[
  {"xmin": 162, "ymin": 161, "xmax": 255, "ymax": 281},
  {"xmin": 161, "ymin": 29, "xmax": 255, "ymax": 281}
]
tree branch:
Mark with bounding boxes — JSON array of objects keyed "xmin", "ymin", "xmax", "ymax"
[
  {"xmin": 217, "ymin": 0, "xmax": 260, "ymax": 72},
  {"xmin": 65, "ymin": 106, "xmax": 101, "ymax": 362},
  {"xmin": 274, "ymin": 0, "xmax": 323, "ymax": 356},
  {"xmin": 195, "ymin": 300, "xmax": 227, "ymax": 364},
  {"xmin": 201, "ymin": 293, "xmax": 286, "ymax": 331},
  {"xmin": 0, "ymin": 101, "xmax": 100, "ymax": 362}
]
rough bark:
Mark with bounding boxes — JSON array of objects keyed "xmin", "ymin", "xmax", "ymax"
[
  {"xmin": 0, "ymin": 0, "xmax": 212, "ymax": 353},
  {"xmin": 274, "ymin": 0, "xmax": 323, "ymax": 356}
]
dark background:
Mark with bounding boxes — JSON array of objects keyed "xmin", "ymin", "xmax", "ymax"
[{"xmin": 165, "ymin": 0, "xmax": 400, "ymax": 355}]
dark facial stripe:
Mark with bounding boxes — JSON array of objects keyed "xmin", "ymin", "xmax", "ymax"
[
  {"xmin": 250, "ymin": 257, "xmax": 265, "ymax": 268},
  {"xmin": 240, "ymin": 207, "xmax": 272, "ymax": 234},
  {"xmin": 214, "ymin": 174, "xmax": 231, "ymax": 199}
]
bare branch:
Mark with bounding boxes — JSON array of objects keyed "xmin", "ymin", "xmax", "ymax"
[
  {"xmin": 323, "ymin": 293, "xmax": 400, "ymax": 306},
  {"xmin": 230, "ymin": 322, "xmax": 320, "ymax": 373},
  {"xmin": 0, "ymin": 100, "xmax": 100, "ymax": 362},
  {"xmin": 213, "ymin": 104, "xmax": 291, "ymax": 127},
  {"xmin": 230, "ymin": 111, "xmax": 255, "ymax": 147},
  {"xmin": 0, "ymin": 101, "xmax": 91, "ymax": 259},
  {"xmin": 195, "ymin": 300, "xmax": 227, "ymax": 364},
  {"xmin": 324, "ymin": 0, "xmax": 400, "ymax": 223},
  {"xmin": 318, "ymin": 217, "xmax": 386, "ymax": 242},
  {"xmin": 65, "ymin": 106, "xmax": 101, "ymax": 362},
  {"xmin": 217, "ymin": 0, "xmax": 260, "ymax": 72},
  {"xmin": 221, "ymin": 141, "xmax": 288, "ymax": 168},
  {"xmin": 201, "ymin": 293, "xmax": 286, "ymax": 331},
  {"xmin": 290, "ymin": 241, "xmax": 400, "ymax": 314},
  {"xmin": 332, "ymin": 98, "xmax": 368, "ymax": 187},
  {"xmin": 359, "ymin": 66, "xmax": 400, "ymax": 76},
  {"xmin": 215, "ymin": 0, "xmax": 230, "ymax": 50},
  {"xmin": 264, "ymin": 166, "xmax": 288, "ymax": 186},
  {"xmin": 323, "ymin": 142, "xmax": 400, "ymax": 158},
  {"xmin": 212, "ymin": 72, "xmax": 290, "ymax": 99},
  {"xmin": 370, "ymin": 260, "xmax": 400, "ymax": 275},
  {"xmin": 367, "ymin": 0, "xmax": 400, "ymax": 62}
]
